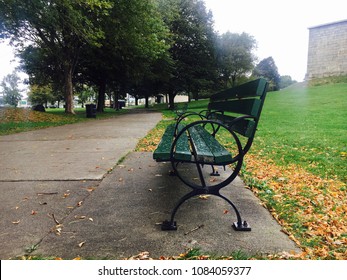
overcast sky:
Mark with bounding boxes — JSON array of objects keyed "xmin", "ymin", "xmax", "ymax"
[
  {"xmin": 1, "ymin": 0, "xmax": 346, "ymax": 83},
  {"xmin": 204, "ymin": 0, "xmax": 347, "ymax": 81}
]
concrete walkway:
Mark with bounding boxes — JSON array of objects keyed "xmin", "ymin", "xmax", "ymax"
[{"xmin": 0, "ymin": 110, "xmax": 300, "ymax": 259}]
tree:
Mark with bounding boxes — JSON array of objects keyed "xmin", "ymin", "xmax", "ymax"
[
  {"xmin": 0, "ymin": 0, "xmax": 113, "ymax": 114},
  {"xmin": 76, "ymin": 85, "xmax": 96, "ymax": 108},
  {"xmin": 279, "ymin": 75, "xmax": 297, "ymax": 89},
  {"xmin": 253, "ymin": 57, "xmax": 281, "ymax": 91},
  {"xmin": 77, "ymin": 0, "xmax": 170, "ymax": 112},
  {"xmin": 157, "ymin": 0, "xmax": 218, "ymax": 108},
  {"xmin": 0, "ymin": 71, "xmax": 22, "ymax": 106},
  {"xmin": 216, "ymin": 32, "xmax": 257, "ymax": 87},
  {"xmin": 27, "ymin": 84, "xmax": 54, "ymax": 107}
]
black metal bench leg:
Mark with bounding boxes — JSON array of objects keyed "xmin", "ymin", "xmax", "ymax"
[
  {"xmin": 161, "ymin": 190, "xmax": 198, "ymax": 231},
  {"xmin": 216, "ymin": 192, "xmax": 251, "ymax": 231},
  {"xmin": 210, "ymin": 165, "xmax": 220, "ymax": 176}
]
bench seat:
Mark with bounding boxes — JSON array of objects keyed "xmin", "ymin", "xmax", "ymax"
[
  {"xmin": 153, "ymin": 123, "xmax": 234, "ymax": 164},
  {"xmin": 153, "ymin": 124, "xmax": 191, "ymax": 162}
]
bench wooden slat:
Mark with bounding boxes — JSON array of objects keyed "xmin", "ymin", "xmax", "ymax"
[
  {"xmin": 189, "ymin": 125, "xmax": 233, "ymax": 164},
  {"xmin": 208, "ymin": 98, "xmax": 261, "ymax": 117},
  {"xmin": 211, "ymin": 114, "xmax": 256, "ymax": 138},
  {"xmin": 153, "ymin": 124, "xmax": 191, "ymax": 162},
  {"xmin": 210, "ymin": 78, "xmax": 267, "ymax": 101}
]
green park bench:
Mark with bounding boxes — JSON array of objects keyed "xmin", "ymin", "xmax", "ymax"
[{"xmin": 153, "ymin": 78, "xmax": 268, "ymax": 231}]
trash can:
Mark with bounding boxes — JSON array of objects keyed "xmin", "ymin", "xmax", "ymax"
[
  {"xmin": 86, "ymin": 104, "xmax": 96, "ymax": 118},
  {"xmin": 118, "ymin": 100, "xmax": 126, "ymax": 109}
]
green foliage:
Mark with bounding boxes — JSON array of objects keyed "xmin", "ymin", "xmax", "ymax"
[
  {"xmin": 253, "ymin": 56, "xmax": 280, "ymax": 90},
  {"xmin": 77, "ymin": 85, "xmax": 96, "ymax": 107},
  {"xmin": 157, "ymin": 0, "xmax": 217, "ymax": 105},
  {"xmin": 0, "ymin": 0, "xmax": 114, "ymax": 113},
  {"xmin": 27, "ymin": 84, "xmax": 54, "ymax": 106},
  {"xmin": 216, "ymin": 32, "xmax": 257, "ymax": 87},
  {"xmin": 279, "ymin": 75, "xmax": 297, "ymax": 89}
]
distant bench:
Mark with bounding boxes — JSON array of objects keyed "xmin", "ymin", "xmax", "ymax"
[{"xmin": 153, "ymin": 78, "xmax": 268, "ymax": 231}]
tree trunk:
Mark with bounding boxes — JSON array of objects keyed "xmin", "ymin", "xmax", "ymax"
[
  {"xmin": 97, "ymin": 80, "xmax": 106, "ymax": 112},
  {"xmin": 113, "ymin": 91, "xmax": 119, "ymax": 110},
  {"xmin": 64, "ymin": 63, "xmax": 75, "ymax": 114},
  {"xmin": 145, "ymin": 96, "xmax": 149, "ymax": 108},
  {"xmin": 168, "ymin": 91, "xmax": 176, "ymax": 109}
]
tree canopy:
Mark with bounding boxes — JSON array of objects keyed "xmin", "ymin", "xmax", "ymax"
[
  {"xmin": 1, "ymin": 0, "xmax": 288, "ymax": 113},
  {"xmin": 216, "ymin": 32, "xmax": 257, "ymax": 87},
  {"xmin": 253, "ymin": 56, "xmax": 281, "ymax": 90},
  {"xmin": 0, "ymin": 0, "xmax": 113, "ymax": 113}
]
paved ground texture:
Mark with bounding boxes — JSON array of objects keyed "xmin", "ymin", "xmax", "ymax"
[{"xmin": 0, "ymin": 110, "xmax": 300, "ymax": 259}]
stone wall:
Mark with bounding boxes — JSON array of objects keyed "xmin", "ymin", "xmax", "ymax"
[{"xmin": 306, "ymin": 20, "xmax": 347, "ymax": 79}]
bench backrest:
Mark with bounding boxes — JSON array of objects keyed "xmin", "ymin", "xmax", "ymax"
[{"xmin": 208, "ymin": 78, "xmax": 268, "ymax": 149}]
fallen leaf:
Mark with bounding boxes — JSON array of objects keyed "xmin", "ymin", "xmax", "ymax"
[
  {"xmin": 31, "ymin": 210, "xmax": 37, "ymax": 215},
  {"xmin": 77, "ymin": 201, "xmax": 83, "ymax": 207},
  {"xmin": 223, "ymin": 210, "xmax": 229, "ymax": 214},
  {"xmin": 54, "ymin": 225, "xmax": 63, "ymax": 235},
  {"xmin": 12, "ymin": 220, "xmax": 20, "ymax": 224},
  {"xmin": 88, "ymin": 218, "xmax": 94, "ymax": 222},
  {"xmin": 78, "ymin": 241, "xmax": 86, "ymax": 248},
  {"xmin": 128, "ymin": 251, "xmax": 152, "ymax": 260},
  {"xmin": 75, "ymin": 215, "xmax": 86, "ymax": 219},
  {"xmin": 198, "ymin": 195, "xmax": 210, "ymax": 200}
]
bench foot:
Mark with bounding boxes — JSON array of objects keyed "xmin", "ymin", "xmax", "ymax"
[
  {"xmin": 161, "ymin": 220, "xmax": 177, "ymax": 231},
  {"xmin": 232, "ymin": 221, "xmax": 251, "ymax": 231},
  {"xmin": 210, "ymin": 170, "xmax": 220, "ymax": 176}
]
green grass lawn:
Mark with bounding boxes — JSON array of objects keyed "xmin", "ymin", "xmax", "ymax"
[
  {"xmin": 0, "ymin": 107, "xmax": 125, "ymax": 135},
  {"xmin": 254, "ymin": 82, "xmax": 347, "ymax": 183}
]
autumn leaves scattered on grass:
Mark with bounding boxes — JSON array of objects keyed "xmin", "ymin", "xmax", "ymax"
[
  {"xmin": 0, "ymin": 107, "xmax": 81, "ymax": 135},
  {"xmin": 242, "ymin": 154, "xmax": 347, "ymax": 260}
]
